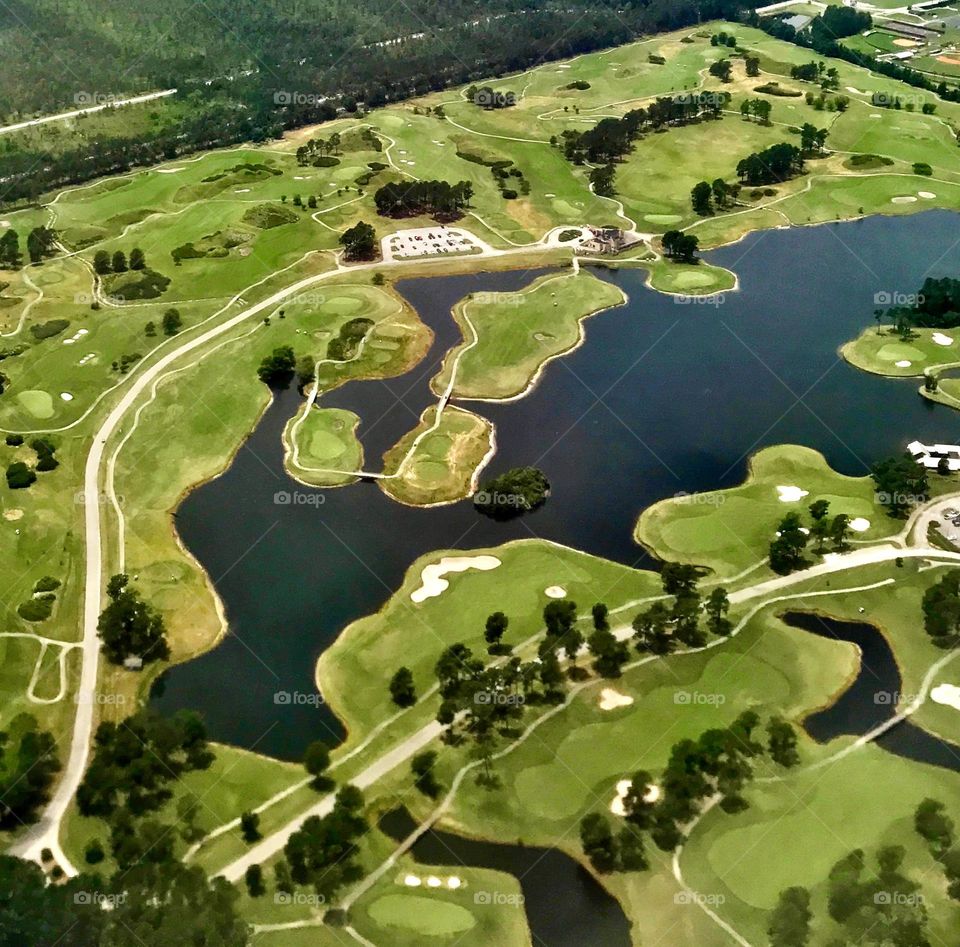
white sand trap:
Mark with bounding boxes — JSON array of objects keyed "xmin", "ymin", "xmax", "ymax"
[
  {"xmin": 60, "ymin": 392, "xmax": 73, "ymax": 402},
  {"xmin": 777, "ymin": 485, "xmax": 809, "ymax": 502},
  {"xmin": 3, "ymin": 509, "xmax": 23, "ymax": 521},
  {"xmin": 545, "ymin": 193, "xmax": 556, "ymax": 197},
  {"xmin": 403, "ymin": 874, "xmax": 422, "ymax": 887},
  {"xmin": 235, "ymin": 188, "xmax": 250, "ymax": 193},
  {"xmin": 891, "ymin": 196, "xmax": 917, "ymax": 204},
  {"xmin": 933, "ymin": 332, "xmax": 954, "ymax": 346},
  {"xmin": 918, "ymin": 191, "xmax": 936, "ymax": 199},
  {"xmin": 846, "ymin": 86, "xmax": 866, "ymax": 94},
  {"xmin": 63, "ymin": 338, "xmax": 75, "ymax": 345},
  {"xmin": 598, "ymin": 688, "xmax": 634, "ymax": 711},
  {"xmin": 545, "ymin": 586, "xmax": 567, "ymax": 599},
  {"xmin": 558, "ymin": 64, "xmax": 571, "ymax": 69},
  {"xmin": 895, "ymin": 360, "xmax": 912, "ymax": 368},
  {"xmin": 610, "ymin": 778, "xmax": 660, "ymax": 816},
  {"xmin": 411, "ymin": 555, "xmax": 501, "ymax": 604},
  {"xmin": 931, "ymin": 683, "xmax": 960, "ymax": 711},
  {"xmin": 869, "ymin": 114, "xmax": 881, "ymax": 119},
  {"xmin": 157, "ymin": 167, "xmax": 184, "ymax": 173},
  {"xmin": 849, "ymin": 517, "xmax": 870, "ymax": 532},
  {"xmin": 0, "ymin": 221, "xmax": 9, "ymax": 228},
  {"xmin": 447, "ymin": 877, "xmax": 462, "ymax": 889},
  {"xmin": 426, "ymin": 876, "xmax": 442, "ymax": 888}
]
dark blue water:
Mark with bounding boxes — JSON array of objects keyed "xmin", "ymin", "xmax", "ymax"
[{"xmin": 153, "ymin": 211, "xmax": 960, "ymax": 759}]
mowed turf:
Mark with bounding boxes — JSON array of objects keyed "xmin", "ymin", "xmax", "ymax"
[
  {"xmin": 636, "ymin": 444, "xmax": 897, "ymax": 577},
  {"xmin": 842, "ymin": 324, "xmax": 960, "ymax": 376},
  {"xmin": 380, "ymin": 405, "xmax": 493, "ymax": 506},
  {"xmin": 290, "ymin": 406, "xmax": 363, "ymax": 486},
  {"xmin": 433, "ymin": 270, "xmax": 625, "ymax": 400}
]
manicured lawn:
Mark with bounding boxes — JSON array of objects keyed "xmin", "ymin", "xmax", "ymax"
[
  {"xmin": 380, "ymin": 405, "xmax": 493, "ymax": 505},
  {"xmin": 636, "ymin": 444, "xmax": 897, "ymax": 577},
  {"xmin": 433, "ymin": 270, "xmax": 625, "ymax": 400},
  {"xmin": 289, "ymin": 406, "xmax": 363, "ymax": 486},
  {"xmin": 842, "ymin": 325, "xmax": 960, "ymax": 377}
]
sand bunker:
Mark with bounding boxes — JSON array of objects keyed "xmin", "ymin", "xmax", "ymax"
[
  {"xmin": 931, "ymin": 683, "xmax": 960, "ymax": 710},
  {"xmin": 918, "ymin": 191, "xmax": 936, "ymax": 199},
  {"xmin": 410, "ymin": 555, "xmax": 501, "ymax": 604},
  {"xmin": 895, "ymin": 360, "xmax": 912, "ymax": 368},
  {"xmin": 937, "ymin": 55, "xmax": 960, "ymax": 66},
  {"xmin": 401, "ymin": 873, "xmax": 462, "ymax": 889},
  {"xmin": 933, "ymin": 332, "xmax": 954, "ymax": 346},
  {"xmin": 599, "ymin": 688, "xmax": 634, "ymax": 711},
  {"xmin": 235, "ymin": 188, "xmax": 250, "ymax": 193},
  {"xmin": 849, "ymin": 517, "xmax": 870, "ymax": 532},
  {"xmin": 0, "ymin": 221, "xmax": 9, "ymax": 228},
  {"xmin": 545, "ymin": 586, "xmax": 567, "ymax": 599},
  {"xmin": 3, "ymin": 509, "xmax": 23, "ymax": 521},
  {"xmin": 156, "ymin": 167, "xmax": 184, "ymax": 173},
  {"xmin": 891, "ymin": 196, "xmax": 917, "ymax": 204},
  {"xmin": 610, "ymin": 779, "xmax": 660, "ymax": 816},
  {"xmin": 777, "ymin": 485, "xmax": 809, "ymax": 502},
  {"xmin": 60, "ymin": 392, "xmax": 73, "ymax": 402}
]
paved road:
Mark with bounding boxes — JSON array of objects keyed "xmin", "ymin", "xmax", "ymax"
[{"xmin": 0, "ymin": 90, "xmax": 177, "ymax": 137}]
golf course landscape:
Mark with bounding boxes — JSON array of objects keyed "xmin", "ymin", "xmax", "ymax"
[{"xmin": 2, "ymin": 8, "xmax": 960, "ymax": 947}]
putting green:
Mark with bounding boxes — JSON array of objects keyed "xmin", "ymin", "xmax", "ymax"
[
  {"xmin": 551, "ymin": 198, "xmax": 580, "ymax": 217},
  {"xmin": 670, "ymin": 270, "xmax": 717, "ymax": 289},
  {"xmin": 307, "ymin": 429, "xmax": 348, "ymax": 461},
  {"xmin": 323, "ymin": 296, "xmax": 365, "ymax": 315},
  {"xmin": 16, "ymin": 390, "xmax": 54, "ymax": 418},
  {"xmin": 876, "ymin": 342, "xmax": 925, "ymax": 362},
  {"xmin": 367, "ymin": 894, "xmax": 476, "ymax": 936}
]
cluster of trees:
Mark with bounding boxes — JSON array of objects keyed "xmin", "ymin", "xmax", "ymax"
[
  {"xmin": 739, "ymin": 97, "xmax": 772, "ymax": 124},
  {"xmin": 94, "ymin": 247, "xmax": 147, "ymax": 275},
  {"xmin": 295, "ymin": 132, "xmax": 343, "ymax": 166},
  {"xmin": 921, "ymin": 571, "xmax": 960, "ymax": 648},
  {"xmin": 474, "ymin": 465, "xmax": 550, "ymax": 519},
  {"xmin": 661, "ymin": 230, "xmax": 699, "ymax": 263},
  {"xmin": 769, "ymin": 499, "xmax": 852, "ymax": 575},
  {"xmin": 709, "ymin": 59, "xmax": 733, "ymax": 82},
  {"xmin": 257, "ymin": 345, "xmax": 298, "ymax": 386},
  {"xmin": 491, "ymin": 163, "xmax": 529, "ymax": 200},
  {"xmin": 581, "ymin": 711, "xmax": 800, "ymax": 872},
  {"xmin": 373, "ymin": 180, "xmax": 473, "ymax": 220},
  {"xmin": 144, "ymin": 307, "xmax": 183, "ymax": 338},
  {"xmin": 915, "ymin": 798, "xmax": 960, "ymax": 901},
  {"xmin": 880, "ymin": 277, "xmax": 960, "ymax": 332},
  {"xmin": 339, "ymin": 221, "xmax": 377, "ymax": 261},
  {"xmin": 736, "ymin": 142, "xmax": 805, "ymax": 185},
  {"xmin": 0, "ymin": 230, "xmax": 21, "ymax": 269},
  {"xmin": 6, "ymin": 436, "xmax": 59, "ymax": 490},
  {"xmin": 633, "ymin": 563, "xmax": 730, "ymax": 653},
  {"xmin": 96, "ymin": 573, "xmax": 170, "ymax": 665},
  {"xmin": 327, "ymin": 317, "xmax": 374, "ymax": 361},
  {"xmin": 561, "ymin": 92, "xmax": 731, "ymax": 165},
  {"xmin": 872, "ymin": 92, "xmax": 937, "ymax": 115},
  {"xmin": 0, "ymin": 714, "xmax": 60, "ymax": 829},
  {"xmin": 0, "ymin": 854, "xmax": 248, "ymax": 946},
  {"xmin": 871, "ymin": 452, "xmax": 928, "ymax": 517},
  {"xmin": 691, "ymin": 179, "xmax": 741, "ymax": 216}
]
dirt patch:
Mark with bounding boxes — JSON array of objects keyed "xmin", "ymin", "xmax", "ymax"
[
  {"xmin": 937, "ymin": 55, "xmax": 960, "ymax": 65},
  {"xmin": 3, "ymin": 509, "xmax": 23, "ymax": 521}
]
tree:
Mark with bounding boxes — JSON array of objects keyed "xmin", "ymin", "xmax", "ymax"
[
  {"xmin": 245, "ymin": 864, "xmax": 265, "ymax": 897},
  {"xmin": 0, "ymin": 714, "xmax": 60, "ymax": 828},
  {"xmin": 592, "ymin": 602, "xmax": 609, "ymax": 631},
  {"xmin": 871, "ymin": 453, "xmax": 927, "ymax": 517},
  {"xmin": 661, "ymin": 230, "xmax": 699, "ymax": 263},
  {"xmin": 257, "ymin": 346, "xmax": 296, "ymax": 386},
  {"xmin": 691, "ymin": 181, "xmax": 713, "ymax": 216},
  {"xmin": 240, "ymin": 811, "xmax": 261, "ymax": 843},
  {"xmin": 589, "ymin": 163, "xmax": 617, "ymax": 197},
  {"xmin": 809, "ymin": 499, "xmax": 830, "ymax": 522},
  {"xmin": 633, "ymin": 601, "xmax": 673, "ymax": 654},
  {"xmin": 112, "ymin": 250, "xmax": 128, "ymax": 273},
  {"xmin": 770, "ymin": 512, "xmax": 808, "ymax": 575},
  {"xmin": 616, "ymin": 824, "xmax": 648, "ymax": 871},
  {"xmin": 26, "ymin": 227, "xmax": 56, "ymax": 264},
  {"xmin": 587, "ymin": 628, "xmax": 629, "ymax": 677},
  {"xmin": 411, "ymin": 750, "xmax": 441, "ymax": 798},
  {"xmin": 621, "ymin": 770, "xmax": 657, "ymax": 829},
  {"xmin": 709, "ymin": 59, "xmax": 733, "ymax": 82},
  {"xmin": 767, "ymin": 716, "xmax": 800, "ymax": 767},
  {"xmin": 706, "ymin": 587, "xmax": 731, "ymax": 636},
  {"xmin": 484, "ymin": 611, "xmax": 509, "ymax": 647},
  {"xmin": 160, "ymin": 307, "xmax": 182, "ymax": 336},
  {"xmin": 339, "ymin": 221, "xmax": 377, "ymax": 261},
  {"xmin": 580, "ymin": 812, "xmax": 618, "ymax": 872},
  {"xmin": 745, "ymin": 56, "xmax": 760, "ymax": 77},
  {"xmin": 295, "ymin": 356, "xmax": 315, "ymax": 389},
  {"xmin": 768, "ymin": 886, "xmax": 812, "ymax": 947},
  {"xmin": 6, "ymin": 461, "xmax": 36, "ymax": 489},
  {"xmin": 129, "ymin": 247, "xmax": 146, "ymax": 270},
  {"xmin": 303, "ymin": 740, "xmax": 332, "ymax": 789},
  {"xmin": 145, "ymin": 321, "xmax": 156, "ymax": 337},
  {"xmin": 389, "ymin": 666, "xmax": 417, "ymax": 707},
  {"xmin": 914, "ymin": 798, "xmax": 954, "ymax": 855},
  {"xmin": 0, "ymin": 230, "xmax": 21, "ymax": 269},
  {"xmin": 830, "ymin": 512, "xmax": 850, "ymax": 551},
  {"xmin": 96, "ymin": 574, "xmax": 169, "ymax": 664}
]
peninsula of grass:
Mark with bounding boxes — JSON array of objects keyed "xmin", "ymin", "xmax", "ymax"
[
  {"xmin": 432, "ymin": 270, "xmax": 625, "ymax": 401},
  {"xmin": 642, "ymin": 256, "xmax": 737, "ymax": 296},
  {"xmin": 380, "ymin": 405, "xmax": 493, "ymax": 506},
  {"xmin": 636, "ymin": 445, "xmax": 896, "ymax": 577},
  {"xmin": 841, "ymin": 324, "xmax": 960, "ymax": 378},
  {"xmin": 287, "ymin": 406, "xmax": 363, "ymax": 487}
]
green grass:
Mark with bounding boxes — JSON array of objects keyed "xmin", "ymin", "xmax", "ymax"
[
  {"xmin": 636, "ymin": 444, "xmax": 897, "ymax": 577},
  {"xmin": 380, "ymin": 405, "xmax": 493, "ymax": 506},
  {"xmin": 289, "ymin": 406, "xmax": 363, "ymax": 487},
  {"xmin": 432, "ymin": 270, "xmax": 625, "ymax": 400},
  {"xmin": 842, "ymin": 325, "xmax": 960, "ymax": 377}
]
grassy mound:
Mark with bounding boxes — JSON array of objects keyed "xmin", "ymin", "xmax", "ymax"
[{"xmin": 242, "ymin": 203, "xmax": 300, "ymax": 229}]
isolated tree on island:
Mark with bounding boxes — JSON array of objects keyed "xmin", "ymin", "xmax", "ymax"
[{"xmin": 389, "ymin": 666, "xmax": 417, "ymax": 707}]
